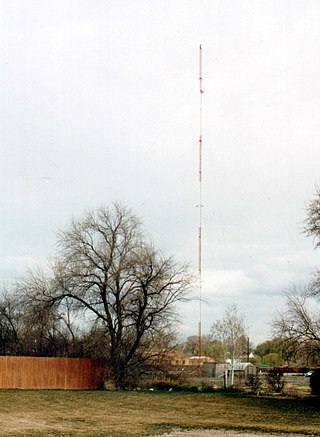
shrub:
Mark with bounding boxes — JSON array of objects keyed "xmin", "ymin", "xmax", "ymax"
[
  {"xmin": 151, "ymin": 381, "xmax": 174, "ymax": 391},
  {"xmin": 245, "ymin": 375, "xmax": 262, "ymax": 395},
  {"xmin": 310, "ymin": 369, "xmax": 320, "ymax": 395},
  {"xmin": 201, "ymin": 385, "xmax": 215, "ymax": 393},
  {"xmin": 173, "ymin": 385, "xmax": 198, "ymax": 392},
  {"xmin": 266, "ymin": 371, "xmax": 285, "ymax": 394}
]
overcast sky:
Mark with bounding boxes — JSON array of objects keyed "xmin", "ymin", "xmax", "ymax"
[{"xmin": 1, "ymin": 0, "xmax": 320, "ymax": 345}]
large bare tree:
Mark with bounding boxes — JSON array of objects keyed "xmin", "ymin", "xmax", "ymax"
[
  {"xmin": 273, "ymin": 286, "xmax": 320, "ymax": 366},
  {"xmin": 273, "ymin": 188, "xmax": 320, "ymax": 366},
  {"xmin": 19, "ymin": 204, "xmax": 193, "ymax": 388}
]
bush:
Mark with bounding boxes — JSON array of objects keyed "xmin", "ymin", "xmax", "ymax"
[
  {"xmin": 310, "ymin": 369, "xmax": 320, "ymax": 395},
  {"xmin": 151, "ymin": 381, "xmax": 173, "ymax": 391},
  {"xmin": 201, "ymin": 385, "xmax": 215, "ymax": 393},
  {"xmin": 266, "ymin": 371, "xmax": 285, "ymax": 394},
  {"xmin": 245, "ymin": 375, "xmax": 262, "ymax": 395},
  {"xmin": 173, "ymin": 384, "xmax": 198, "ymax": 392}
]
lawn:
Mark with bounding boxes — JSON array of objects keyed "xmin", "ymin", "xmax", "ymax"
[{"xmin": 0, "ymin": 389, "xmax": 319, "ymax": 436}]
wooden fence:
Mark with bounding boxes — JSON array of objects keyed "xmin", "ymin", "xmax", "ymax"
[{"xmin": 0, "ymin": 356, "xmax": 106, "ymax": 389}]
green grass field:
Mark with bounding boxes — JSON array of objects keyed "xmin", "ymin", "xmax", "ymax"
[{"xmin": 0, "ymin": 389, "xmax": 319, "ymax": 436}]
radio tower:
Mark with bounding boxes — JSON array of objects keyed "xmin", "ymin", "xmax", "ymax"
[{"xmin": 197, "ymin": 44, "xmax": 204, "ymax": 359}]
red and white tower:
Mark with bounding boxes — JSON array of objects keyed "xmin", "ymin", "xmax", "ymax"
[{"xmin": 197, "ymin": 44, "xmax": 204, "ymax": 358}]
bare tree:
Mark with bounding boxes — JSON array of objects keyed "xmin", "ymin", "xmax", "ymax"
[
  {"xmin": 273, "ymin": 286, "xmax": 320, "ymax": 366},
  {"xmin": 19, "ymin": 204, "xmax": 193, "ymax": 388},
  {"xmin": 0, "ymin": 284, "xmax": 86, "ymax": 358},
  {"xmin": 303, "ymin": 187, "xmax": 320, "ymax": 300},
  {"xmin": 210, "ymin": 304, "xmax": 247, "ymax": 387},
  {"xmin": 272, "ymin": 189, "xmax": 320, "ymax": 366},
  {"xmin": 304, "ymin": 186, "xmax": 320, "ymax": 248},
  {"xmin": 0, "ymin": 290, "xmax": 25, "ymax": 355}
]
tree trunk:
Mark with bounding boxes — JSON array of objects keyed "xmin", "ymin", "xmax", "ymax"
[{"xmin": 230, "ymin": 353, "xmax": 235, "ymax": 387}]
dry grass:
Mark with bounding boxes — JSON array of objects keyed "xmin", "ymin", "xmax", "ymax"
[{"xmin": 0, "ymin": 389, "xmax": 318, "ymax": 436}]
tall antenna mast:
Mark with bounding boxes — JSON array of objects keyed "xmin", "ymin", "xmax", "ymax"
[{"xmin": 197, "ymin": 44, "xmax": 204, "ymax": 358}]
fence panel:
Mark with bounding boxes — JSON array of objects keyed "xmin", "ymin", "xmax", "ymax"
[{"xmin": 0, "ymin": 356, "xmax": 105, "ymax": 389}]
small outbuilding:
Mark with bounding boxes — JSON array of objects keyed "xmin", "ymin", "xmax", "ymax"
[{"xmin": 229, "ymin": 362, "xmax": 256, "ymax": 385}]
